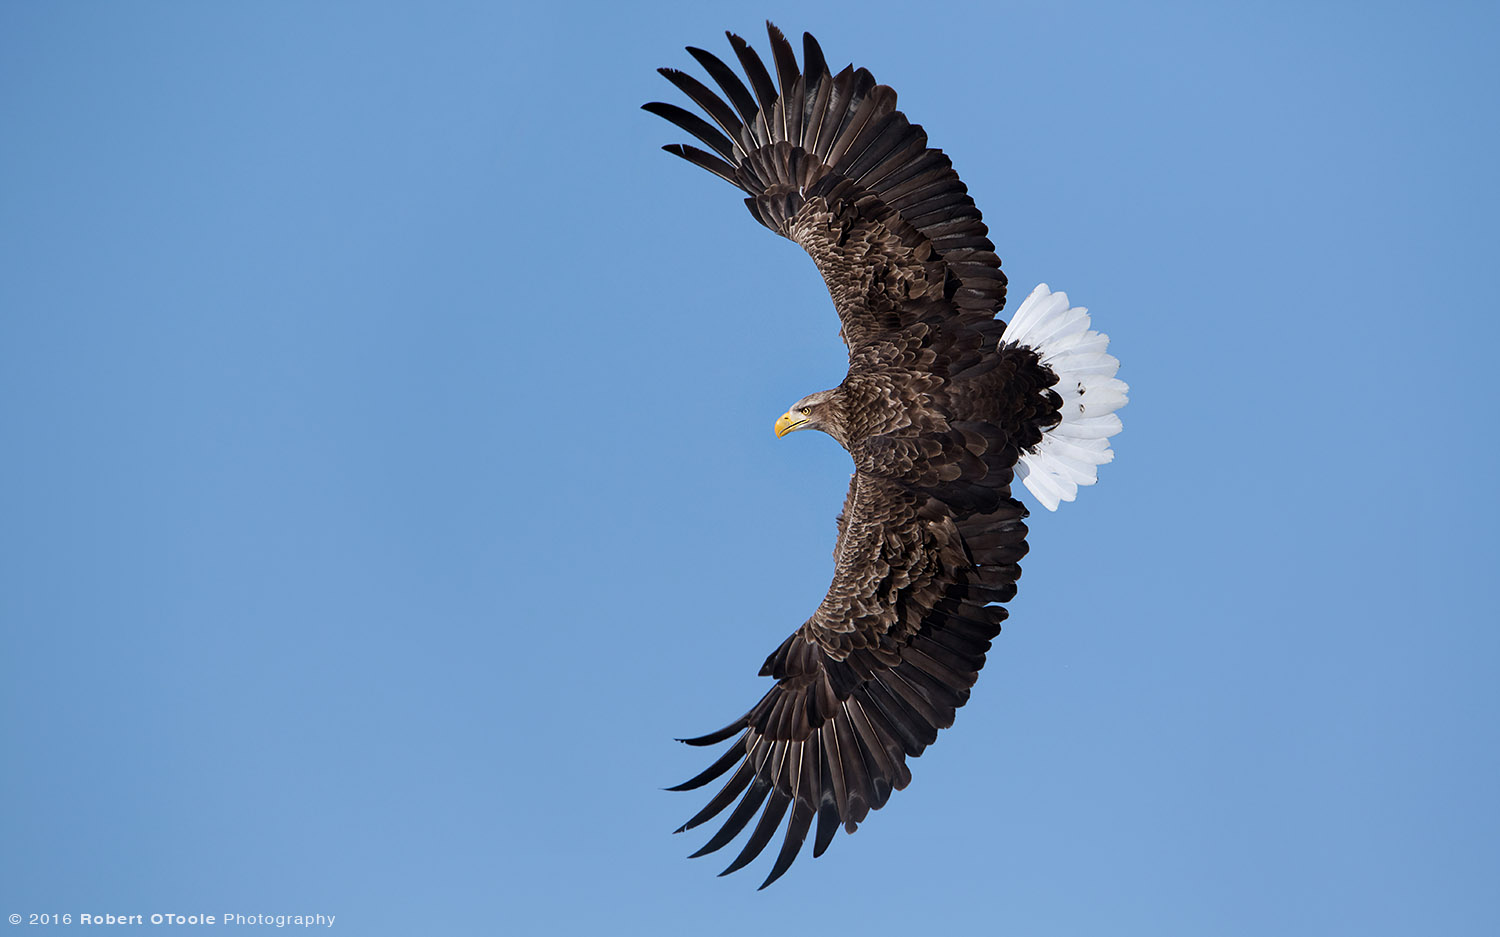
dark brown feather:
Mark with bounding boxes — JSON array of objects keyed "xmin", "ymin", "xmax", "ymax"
[
  {"xmin": 659, "ymin": 143, "xmax": 738, "ymax": 187},
  {"xmin": 685, "ymin": 46, "xmax": 762, "ymax": 145},
  {"xmin": 641, "ymin": 102, "xmax": 737, "ymax": 162},
  {"xmin": 727, "ymin": 32, "xmax": 779, "ymax": 145},
  {"xmin": 655, "ymin": 68, "xmax": 745, "ymax": 152}
]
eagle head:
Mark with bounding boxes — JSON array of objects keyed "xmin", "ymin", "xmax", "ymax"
[{"xmin": 774, "ymin": 388, "xmax": 846, "ymax": 443}]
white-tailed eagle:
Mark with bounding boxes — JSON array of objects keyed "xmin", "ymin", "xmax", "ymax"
[{"xmin": 645, "ymin": 23, "xmax": 1128, "ymax": 888}]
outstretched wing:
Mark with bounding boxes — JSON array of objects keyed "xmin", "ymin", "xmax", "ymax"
[
  {"xmin": 644, "ymin": 23, "xmax": 1008, "ymax": 351},
  {"xmin": 670, "ymin": 469, "xmax": 1029, "ymax": 888}
]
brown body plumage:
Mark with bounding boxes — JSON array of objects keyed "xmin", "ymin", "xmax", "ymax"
[{"xmin": 647, "ymin": 24, "xmax": 1068, "ymax": 887}]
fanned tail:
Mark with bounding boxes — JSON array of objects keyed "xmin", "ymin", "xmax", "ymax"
[{"xmin": 1001, "ymin": 284, "xmax": 1127, "ymax": 511}]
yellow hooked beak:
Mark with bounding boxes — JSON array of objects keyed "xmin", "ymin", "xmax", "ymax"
[{"xmin": 774, "ymin": 409, "xmax": 808, "ymax": 438}]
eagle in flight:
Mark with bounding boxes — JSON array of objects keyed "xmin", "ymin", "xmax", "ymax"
[{"xmin": 645, "ymin": 23, "xmax": 1127, "ymax": 888}]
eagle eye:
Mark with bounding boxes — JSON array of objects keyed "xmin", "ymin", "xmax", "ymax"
[{"xmin": 800, "ymin": 407, "xmax": 812, "ymax": 416}]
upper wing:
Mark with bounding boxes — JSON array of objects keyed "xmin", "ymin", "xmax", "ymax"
[
  {"xmin": 644, "ymin": 23, "xmax": 1008, "ymax": 351},
  {"xmin": 671, "ymin": 465, "xmax": 1030, "ymax": 888}
]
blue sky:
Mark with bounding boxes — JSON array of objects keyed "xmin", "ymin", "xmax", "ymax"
[{"xmin": 3, "ymin": 1, "xmax": 1497, "ymax": 934}]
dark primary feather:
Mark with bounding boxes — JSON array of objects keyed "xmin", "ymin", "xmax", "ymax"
[{"xmin": 646, "ymin": 23, "xmax": 1064, "ymax": 888}]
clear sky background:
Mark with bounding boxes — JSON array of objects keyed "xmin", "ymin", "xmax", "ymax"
[{"xmin": 3, "ymin": 1, "xmax": 1497, "ymax": 934}]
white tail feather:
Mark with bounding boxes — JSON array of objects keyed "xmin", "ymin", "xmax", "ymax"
[{"xmin": 1001, "ymin": 283, "xmax": 1128, "ymax": 511}]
